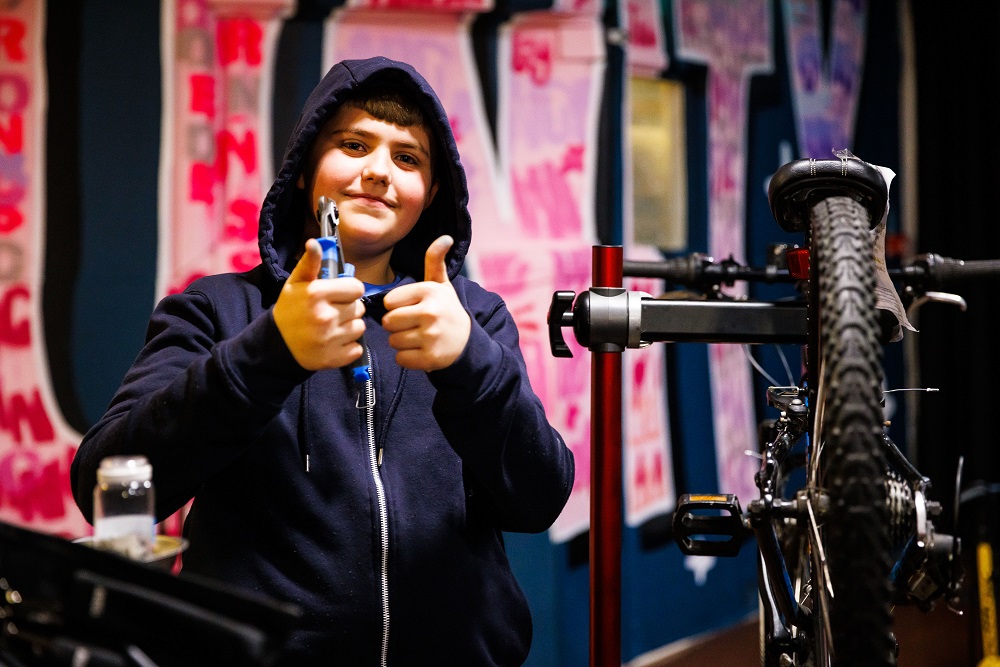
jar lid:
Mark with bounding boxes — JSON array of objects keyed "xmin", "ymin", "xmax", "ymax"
[{"xmin": 97, "ymin": 455, "xmax": 152, "ymax": 483}]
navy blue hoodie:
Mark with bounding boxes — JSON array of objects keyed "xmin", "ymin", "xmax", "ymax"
[{"xmin": 71, "ymin": 56, "xmax": 574, "ymax": 666}]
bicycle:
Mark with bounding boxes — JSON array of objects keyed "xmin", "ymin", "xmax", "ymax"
[{"xmin": 547, "ymin": 155, "xmax": 1000, "ymax": 666}]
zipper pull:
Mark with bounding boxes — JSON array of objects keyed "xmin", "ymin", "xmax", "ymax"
[{"xmin": 377, "ymin": 447, "xmax": 383, "ymax": 468}]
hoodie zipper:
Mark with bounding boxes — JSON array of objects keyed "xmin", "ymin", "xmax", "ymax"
[{"xmin": 361, "ymin": 375, "xmax": 389, "ymax": 667}]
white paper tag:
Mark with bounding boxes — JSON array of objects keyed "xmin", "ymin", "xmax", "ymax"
[{"xmin": 869, "ymin": 164, "xmax": 914, "ymax": 341}]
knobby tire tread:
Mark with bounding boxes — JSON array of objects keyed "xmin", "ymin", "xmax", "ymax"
[{"xmin": 811, "ymin": 196, "xmax": 895, "ymax": 666}]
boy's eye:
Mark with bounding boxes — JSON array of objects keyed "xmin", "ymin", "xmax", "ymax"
[
  {"xmin": 343, "ymin": 140, "xmax": 365, "ymax": 151},
  {"xmin": 396, "ymin": 154, "xmax": 418, "ymax": 166}
]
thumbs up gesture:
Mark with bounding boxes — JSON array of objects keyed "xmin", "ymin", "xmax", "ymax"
[
  {"xmin": 382, "ymin": 235, "xmax": 471, "ymax": 371},
  {"xmin": 273, "ymin": 238, "xmax": 367, "ymax": 371}
]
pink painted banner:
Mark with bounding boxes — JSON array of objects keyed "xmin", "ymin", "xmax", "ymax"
[
  {"xmin": 674, "ymin": 0, "xmax": 774, "ymax": 507},
  {"xmin": 623, "ymin": 0, "xmax": 669, "ymax": 76},
  {"xmin": 0, "ymin": 0, "xmax": 88, "ymax": 537},
  {"xmin": 551, "ymin": 0, "xmax": 602, "ymax": 17},
  {"xmin": 623, "ymin": 261, "xmax": 675, "ymax": 526},
  {"xmin": 782, "ymin": 0, "xmax": 867, "ymax": 158},
  {"xmin": 496, "ymin": 14, "xmax": 606, "ymax": 542},
  {"xmin": 496, "ymin": 15, "xmax": 602, "ymax": 246},
  {"xmin": 159, "ymin": 0, "xmax": 293, "ymax": 298},
  {"xmin": 347, "ymin": 0, "xmax": 493, "ymax": 13}
]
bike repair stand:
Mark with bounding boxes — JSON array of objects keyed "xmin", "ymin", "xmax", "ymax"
[
  {"xmin": 548, "ymin": 245, "xmax": 808, "ymax": 666},
  {"xmin": 587, "ymin": 245, "xmax": 624, "ymax": 667}
]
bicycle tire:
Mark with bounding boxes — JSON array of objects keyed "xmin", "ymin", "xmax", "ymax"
[{"xmin": 809, "ymin": 196, "xmax": 895, "ymax": 666}]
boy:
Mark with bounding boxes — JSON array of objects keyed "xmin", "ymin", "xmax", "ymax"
[{"xmin": 71, "ymin": 56, "xmax": 574, "ymax": 666}]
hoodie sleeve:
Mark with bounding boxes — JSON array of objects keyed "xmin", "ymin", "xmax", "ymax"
[
  {"xmin": 428, "ymin": 280, "xmax": 575, "ymax": 534},
  {"xmin": 70, "ymin": 282, "xmax": 312, "ymax": 523}
]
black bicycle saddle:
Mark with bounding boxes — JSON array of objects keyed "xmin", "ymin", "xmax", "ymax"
[{"xmin": 767, "ymin": 154, "xmax": 889, "ymax": 233}]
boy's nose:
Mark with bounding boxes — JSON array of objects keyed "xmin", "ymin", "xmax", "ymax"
[{"xmin": 362, "ymin": 149, "xmax": 391, "ymax": 184}]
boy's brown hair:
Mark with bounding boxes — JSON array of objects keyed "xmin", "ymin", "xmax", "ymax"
[{"xmin": 342, "ymin": 84, "xmax": 439, "ymax": 180}]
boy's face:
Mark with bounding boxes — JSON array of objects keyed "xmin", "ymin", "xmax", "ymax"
[{"xmin": 302, "ymin": 105, "xmax": 439, "ymax": 267}]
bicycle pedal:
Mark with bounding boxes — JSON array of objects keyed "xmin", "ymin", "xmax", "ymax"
[{"xmin": 673, "ymin": 494, "xmax": 748, "ymax": 557}]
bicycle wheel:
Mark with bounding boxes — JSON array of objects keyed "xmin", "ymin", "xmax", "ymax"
[{"xmin": 808, "ymin": 195, "xmax": 895, "ymax": 666}]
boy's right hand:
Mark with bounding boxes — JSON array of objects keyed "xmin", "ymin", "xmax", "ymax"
[{"xmin": 273, "ymin": 239, "xmax": 366, "ymax": 371}]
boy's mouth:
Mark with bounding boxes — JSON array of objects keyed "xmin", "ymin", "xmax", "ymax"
[{"xmin": 346, "ymin": 193, "xmax": 393, "ymax": 209}]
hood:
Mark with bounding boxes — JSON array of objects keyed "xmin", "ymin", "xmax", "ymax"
[{"xmin": 257, "ymin": 56, "xmax": 472, "ymax": 285}]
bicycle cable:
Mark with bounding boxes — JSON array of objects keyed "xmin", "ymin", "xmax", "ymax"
[{"xmin": 741, "ymin": 344, "xmax": 796, "ymax": 388}]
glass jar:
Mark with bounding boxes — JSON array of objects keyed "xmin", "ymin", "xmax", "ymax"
[{"xmin": 92, "ymin": 455, "xmax": 156, "ymax": 560}]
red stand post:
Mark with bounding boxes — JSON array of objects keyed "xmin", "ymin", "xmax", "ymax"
[{"xmin": 590, "ymin": 245, "xmax": 623, "ymax": 667}]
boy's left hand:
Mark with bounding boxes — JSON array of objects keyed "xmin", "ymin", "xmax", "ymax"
[{"xmin": 382, "ymin": 235, "xmax": 471, "ymax": 371}]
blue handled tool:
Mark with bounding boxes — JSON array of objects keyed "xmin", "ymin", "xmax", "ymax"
[
  {"xmin": 316, "ymin": 197, "xmax": 372, "ymax": 384},
  {"xmin": 316, "ymin": 196, "xmax": 351, "ymax": 280}
]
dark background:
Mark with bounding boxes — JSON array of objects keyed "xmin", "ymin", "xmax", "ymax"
[{"xmin": 910, "ymin": 5, "xmax": 1000, "ymax": 529}]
